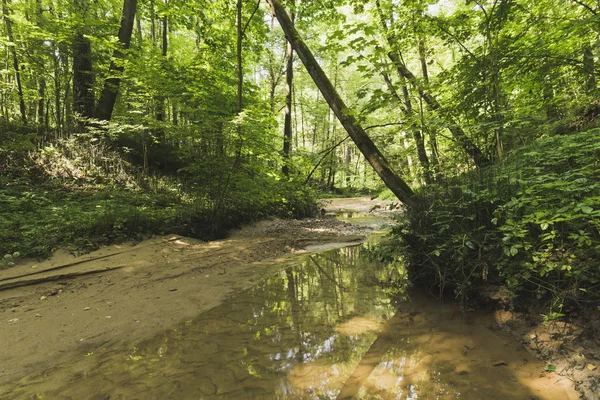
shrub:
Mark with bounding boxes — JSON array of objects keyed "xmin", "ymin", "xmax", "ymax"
[{"xmin": 391, "ymin": 129, "xmax": 600, "ymax": 312}]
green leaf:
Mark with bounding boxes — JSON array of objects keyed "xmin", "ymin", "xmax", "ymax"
[
  {"xmin": 581, "ymin": 206, "xmax": 593, "ymax": 214},
  {"xmin": 545, "ymin": 365, "xmax": 556, "ymax": 372}
]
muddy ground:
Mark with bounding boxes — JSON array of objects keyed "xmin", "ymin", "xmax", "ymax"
[
  {"xmin": 0, "ymin": 197, "xmax": 598, "ymax": 398},
  {"xmin": 0, "ymin": 198, "xmax": 392, "ymax": 386}
]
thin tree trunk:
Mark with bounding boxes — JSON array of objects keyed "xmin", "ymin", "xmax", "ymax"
[
  {"xmin": 418, "ymin": 37, "xmax": 439, "ymax": 175},
  {"xmin": 282, "ymin": 4, "xmax": 295, "ymax": 177},
  {"xmin": 37, "ymin": 78, "xmax": 45, "ymax": 125},
  {"xmin": 402, "ymin": 84, "xmax": 431, "ymax": 183},
  {"xmin": 583, "ymin": 45, "xmax": 596, "ymax": 94},
  {"xmin": 150, "ymin": 0, "xmax": 156, "ymax": 43},
  {"xmin": 390, "ymin": 50, "xmax": 488, "ymax": 167},
  {"xmin": 53, "ymin": 54, "xmax": 62, "ymax": 134},
  {"xmin": 95, "ymin": 0, "xmax": 138, "ymax": 121},
  {"xmin": 2, "ymin": 0, "xmax": 26, "ymax": 124},
  {"xmin": 136, "ymin": 12, "xmax": 142, "ymax": 45},
  {"xmin": 375, "ymin": 1, "xmax": 489, "ymax": 168},
  {"xmin": 156, "ymin": 13, "xmax": 167, "ymax": 122},
  {"xmin": 236, "ymin": 0, "xmax": 243, "ymax": 114},
  {"xmin": 268, "ymin": 0, "xmax": 414, "ymax": 206},
  {"xmin": 34, "ymin": 0, "xmax": 46, "ymax": 126}
]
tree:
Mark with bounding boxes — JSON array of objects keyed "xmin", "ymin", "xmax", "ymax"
[
  {"xmin": 2, "ymin": 0, "xmax": 26, "ymax": 124},
  {"xmin": 73, "ymin": 0, "xmax": 94, "ymax": 120},
  {"xmin": 375, "ymin": 0, "xmax": 490, "ymax": 167},
  {"xmin": 268, "ymin": 0, "xmax": 415, "ymax": 205},
  {"xmin": 282, "ymin": 0, "xmax": 295, "ymax": 177},
  {"xmin": 95, "ymin": 0, "xmax": 138, "ymax": 121}
]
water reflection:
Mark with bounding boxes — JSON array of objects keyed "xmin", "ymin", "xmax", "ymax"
[{"xmin": 3, "ymin": 244, "xmax": 573, "ymax": 399}]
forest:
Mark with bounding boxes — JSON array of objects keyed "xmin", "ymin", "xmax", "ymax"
[{"xmin": 1, "ymin": 0, "xmax": 599, "ymax": 316}]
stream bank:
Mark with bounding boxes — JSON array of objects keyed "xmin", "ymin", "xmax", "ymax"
[
  {"xmin": 0, "ymin": 198, "xmax": 391, "ymax": 387},
  {"xmin": 0, "ymin": 197, "xmax": 587, "ymax": 398}
]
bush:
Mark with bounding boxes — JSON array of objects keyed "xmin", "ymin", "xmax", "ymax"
[{"xmin": 390, "ymin": 129, "xmax": 600, "ymax": 313}]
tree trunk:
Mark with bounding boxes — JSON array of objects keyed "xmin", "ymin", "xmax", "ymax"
[
  {"xmin": 583, "ymin": 45, "xmax": 596, "ymax": 95},
  {"xmin": 94, "ymin": 0, "xmax": 138, "ymax": 121},
  {"xmin": 37, "ymin": 78, "xmax": 45, "ymax": 125},
  {"xmin": 156, "ymin": 13, "xmax": 167, "ymax": 122},
  {"xmin": 73, "ymin": 30, "xmax": 95, "ymax": 119},
  {"xmin": 268, "ymin": 0, "xmax": 414, "ymax": 206},
  {"xmin": 389, "ymin": 49, "xmax": 488, "ymax": 167},
  {"xmin": 402, "ymin": 84, "xmax": 431, "ymax": 183},
  {"xmin": 282, "ymin": 5, "xmax": 295, "ymax": 177},
  {"xmin": 418, "ymin": 37, "xmax": 439, "ymax": 175},
  {"xmin": 2, "ymin": 0, "xmax": 27, "ymax": 124},
  {"xmin": 236, "ymin": 0, "xmax": 243, "ymax": 114},
  {"xmin": 375, "ymin": 2, "xmax": 489, "ymax": 167}
]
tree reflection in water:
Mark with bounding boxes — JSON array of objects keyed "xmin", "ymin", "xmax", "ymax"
[{"xmin": 4, "ymin": 243, "xmax": 572, "ymax": 399}]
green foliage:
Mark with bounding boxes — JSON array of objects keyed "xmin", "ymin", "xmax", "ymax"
[
  {"xmin": 0, "ymin": 175, "xmax": 316, "ymax": 259},
  {"xmin": 0, "ymin": 117, "xmax": 317, "ymax": 261},
  {"xmin": 389, "ymin": 129, "xmax": 600, "ymax": 310}
]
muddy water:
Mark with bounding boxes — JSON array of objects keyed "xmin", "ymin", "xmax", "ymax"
[{"xmin": 3, "ymin": 239, "xmax": 575, "ymax": 399}]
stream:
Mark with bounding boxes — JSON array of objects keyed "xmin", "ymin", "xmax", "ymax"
[{"xmin": 3, "ymin": 213, "xmax": 576, "ymax": 399}]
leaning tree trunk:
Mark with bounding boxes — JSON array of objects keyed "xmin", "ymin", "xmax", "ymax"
[
  {"xmin": 267, "ymin": 0, "xmax": 414, "ymax": 206},
  {"xmin": 387, "ymin": 49, "xmax": 489, "ymax": 167},
  {"xmin": 95, "ymin": 0, "xmax": 137, "ymax": 121},
  {"xmin": 375, "ymin": 1, "xmax": 488, "ymax": 167}
]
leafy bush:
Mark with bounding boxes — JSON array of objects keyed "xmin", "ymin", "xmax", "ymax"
[{"xmin": 390, "ymin": 129, "xmax": 600, "ymax": 312}]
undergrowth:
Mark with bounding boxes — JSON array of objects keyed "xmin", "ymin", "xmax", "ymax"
[
  {"xmin": 0, "ymin": 122, "xmax": 317, "ymax": 261},
  {"xmin": 387, "ymin": 129, "xmax": 600, "ymax": 315}
]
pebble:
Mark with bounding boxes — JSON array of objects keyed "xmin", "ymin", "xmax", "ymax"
[{"xmin": 588, "ymin": 364, "xmax": 597, "ymax": 372}]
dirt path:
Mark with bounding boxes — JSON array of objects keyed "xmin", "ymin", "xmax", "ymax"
[{"xmin": 0, "ymin": 197, "xmax": 393, "ymax": 384}]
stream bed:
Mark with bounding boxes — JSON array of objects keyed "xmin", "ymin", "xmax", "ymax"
[{"xmin": 3, "ymin": 217, "xmax": 576, "ymax": 399}]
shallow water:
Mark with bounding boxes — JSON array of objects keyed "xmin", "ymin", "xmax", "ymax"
[{"xmin": 3, "ymin": 241, "xmax": 575, "ymax": 399}]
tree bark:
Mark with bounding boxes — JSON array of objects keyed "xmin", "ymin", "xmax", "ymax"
[
  {"xmin": 583, "ymin": 45, "xmax": 596, "ymax": 95},
  {"xmin": 73, "ymin": 30, "xmax": 95, "ymax": 119},
  {"xmin": 268, "ymin": 0, "xmax": 414, "ymax": 206},
  {"xmin": 2, "ymin": 0, "xmax": 26, "ymax": 124},
  {"xmin": 156, "ymin": 12, "xmax": 167, "ymax": 122},
  {"xmin": 418, "ymin": 36, "xmax": 439, "ymax": 174},
  {"xmin": 94, "ymin": 0, "xmax": 137, "ymax": 121},
  {"xmin": 282, "ymin": 5, "xmax": 295, "ymax": 177},
  {"xmin": 236, "ymin": 0, "xmax": 243, "ymax": 114},
  {"xmin": 402, "ymin": 84, "xmax": 431, "ymax": 183}
]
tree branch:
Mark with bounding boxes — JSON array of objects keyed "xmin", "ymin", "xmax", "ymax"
[
  {"xmin": 242, "ymin": 0, "xmax": 262, "ymax": 37},
  {"xmin": 568, "ymin": 0, "xmax": 597, "ymax": 15}
]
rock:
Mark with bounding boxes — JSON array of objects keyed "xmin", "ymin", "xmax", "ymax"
[
  {"xmin": 587, "ymin": 364, "xmax": 597, "ymax": 372},
  {"xmin": 492, "ymin": 360, "xmax": 508, "ymax": 366}
]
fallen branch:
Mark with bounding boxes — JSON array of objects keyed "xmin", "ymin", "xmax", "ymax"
[
  {"xmin": 0, "ymin": 237, "xmax": 180, "ymax": 283},
  {"xmin": 0, "ymin": 265, "xmax": 124, "ymax": 292}
]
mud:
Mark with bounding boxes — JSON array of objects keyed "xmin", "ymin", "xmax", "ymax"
[
  {"xmin": 0, "ymin": 197, "xmax": 593, "ymax": 398},
  {"xmin": 0, "ymin": 198, "xmax": 390, "ymax": 386}
]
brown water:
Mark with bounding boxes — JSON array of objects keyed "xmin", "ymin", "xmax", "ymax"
[{"xmin": 2, "ymin": 240, "xmax": 575, "ymax": 399}]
